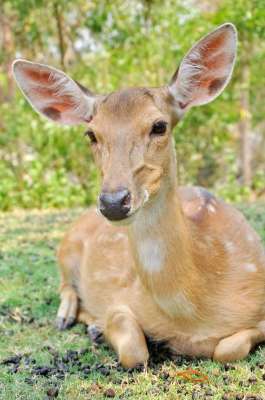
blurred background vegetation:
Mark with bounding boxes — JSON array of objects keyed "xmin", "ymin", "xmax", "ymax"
[{"xmin": 0, "ymin": 0, "xmax": 264, "ymax": 211}]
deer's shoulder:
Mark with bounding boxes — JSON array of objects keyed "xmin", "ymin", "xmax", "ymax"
[{"xmin": 178, "ymin": 186, "xmax": 220, "ymax": 224}]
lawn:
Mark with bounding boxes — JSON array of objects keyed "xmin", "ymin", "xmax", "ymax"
[{"xmin": 0, "ymin": 205, "xmax": 265, "ymax": 400}]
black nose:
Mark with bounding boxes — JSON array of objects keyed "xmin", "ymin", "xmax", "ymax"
[{"xmin": 99, "ymin": 189, "xmax": 131, "ymax": 221}]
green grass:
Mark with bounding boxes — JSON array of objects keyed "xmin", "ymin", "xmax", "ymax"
[{"xmin": 0, "ymin": 205, "xmax": 265, "ymax": 400}]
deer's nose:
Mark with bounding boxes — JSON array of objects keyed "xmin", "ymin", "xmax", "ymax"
[{"xmin": 99, "ymin": 189, "xmax": 131, "ymax": 221}]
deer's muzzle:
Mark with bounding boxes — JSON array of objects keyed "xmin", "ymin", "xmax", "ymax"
[{"xmin": 99, "ymin": 189, "xmax": 131, "ymax": 221}]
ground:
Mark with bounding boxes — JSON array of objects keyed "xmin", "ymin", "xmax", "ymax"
[{"xmin": 0, "ymin": 205, "xmax": 265, "ymax": 400}]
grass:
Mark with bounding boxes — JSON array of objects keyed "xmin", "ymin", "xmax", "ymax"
[{"xmin": 0, "ymin": 204, "xmax": 265, "ymax": 400}]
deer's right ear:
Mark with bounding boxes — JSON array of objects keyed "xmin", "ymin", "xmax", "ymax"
[
  {"xmin": 168, "ymin": 23, "xmax": 237, "ymax": 116},
  {"xmin": 12, "ymin": 59, "xmax": 96, "ymax": 125}
]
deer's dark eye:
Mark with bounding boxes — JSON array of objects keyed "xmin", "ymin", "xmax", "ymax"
[
  {"xmin": 84, "ymin": 130, "xmax": 97, "ymax": 144},
  {"xmin": 150, "ymin": 120, "xmax": 167, "ymax": 136}
]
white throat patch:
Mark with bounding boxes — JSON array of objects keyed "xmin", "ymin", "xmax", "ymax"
[
  {"xmin": 132, "ymin": 190, "xmax": 167, "ymax": 273},
  {"xmin": 137, "ymin": 237, "xmax": 165, "ymax": 273}
]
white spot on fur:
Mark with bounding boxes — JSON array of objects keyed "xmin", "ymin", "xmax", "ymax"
[
  {"xmin": 207, "ymin": 204, "xmax": 216, "ymax": 213},
  {"xmin": 137, "ymin": 238, "xmax": 165, "ymax": 273},
  {"xmin": 195, "ymin": 187, "xmax": 203, "ymax": 200},
  {"xmin": 113, "ymin": 232, "xmax": 126, "ymax": 241},
  {"xmin": 97, "ymin": 233, "xmax": 109, "ymax": 244},
  {"xmin": 243, "ymin": 263, "xmax": 257, "ymax": 273},
  {"xmin": 211, "ymin": 198, "xmax": 218, "ymax": 206},
  {"xmin": 205, "ymin": 235, "xmax": 214, "ymax": 245},
  {"xmin": 224, "ymin": 240, "xmax": 235, "ymax": 253},
  {"xmin": 156, "ymin": 291, "xmax": 195, "ymax": 318},
  {"xmin": 246, "ymin": 233, "xmax": 255, "ymax": 242},
  {"xmin": 97, "ymin": 231, "xmax": 126, "ymax": 244},
  {"xmin": 257, "ymin": 321, "xmax": 265, "ymax": 335}
]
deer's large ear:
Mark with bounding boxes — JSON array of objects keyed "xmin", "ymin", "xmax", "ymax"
[
  {"xmin": 169, "ymin": 23, "xmax": 237, "ymax": 114},
  {"xmin": 12, "ymin": 59, "xmax": 96, "ymax": 125}
]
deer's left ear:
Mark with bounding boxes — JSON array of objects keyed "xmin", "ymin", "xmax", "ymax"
[
  {"xmin": 12, "ymin": 59, "xmax": 96, "ymax": 125},
  {"xmin": 169, "ymin": 23, "xmax": 237, "ymax": 113}
]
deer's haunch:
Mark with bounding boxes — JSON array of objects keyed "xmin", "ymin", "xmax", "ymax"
[{"xmin": 13, "ymin": 23, "xmax": 265, "ymax": 367}]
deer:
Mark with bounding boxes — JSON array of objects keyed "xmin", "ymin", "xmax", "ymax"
[{"xmin": 13, "ymin": 23, "xmax": 265, "ymax": 369}]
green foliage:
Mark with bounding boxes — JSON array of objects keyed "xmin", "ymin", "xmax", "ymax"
[
  {"xmin": 0, "ymin": 0, "xmax": 264, "ymax": 210},
  {"xmin": 0, "ymin": 99, "xmax": 100, "ymax": 210}
]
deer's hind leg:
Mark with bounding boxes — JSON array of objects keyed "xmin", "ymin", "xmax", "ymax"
[
  {"xmin": 213, "ymin": 327, "xmax": 265, "ymax": 363},
  {"xmin": 105, "ymin": 306, "xmax": 149, "ymax": 369}
]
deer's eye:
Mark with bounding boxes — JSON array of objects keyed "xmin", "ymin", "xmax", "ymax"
[
  {"xmin": 84, "ymin": 130, "xmax": 97, "ymax": 144},
  {"xmin": 150, "ymin": 120, "xmax": 167, "ymax": 136}
]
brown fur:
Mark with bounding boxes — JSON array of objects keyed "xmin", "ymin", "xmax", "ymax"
[
  {"xmin": 57, "ymin": 187, "xmax": 265, "ymax": 366},
  {"xmin": 56, "ymin": 86, "xmax": 265, "ymax": 367}
]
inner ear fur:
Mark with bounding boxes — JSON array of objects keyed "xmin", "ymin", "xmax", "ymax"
[
  {"xmin": 169, "ymin": 23, "xmax": 237, "ymax": 112},
  {"xmin": 12, "ymin": 59, "xmax": 96, "ymax": 125}
]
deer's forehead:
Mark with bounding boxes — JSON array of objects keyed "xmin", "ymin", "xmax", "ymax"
[
  {"xmin": 100, "ymin": 88, "xmax": 155, "ymax": 112},
  {"xmin": 91, "ymin": 88, "xmax": 165, "ymax": 131}
]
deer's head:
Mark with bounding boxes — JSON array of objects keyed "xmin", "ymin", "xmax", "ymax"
[{"xmin": 13, "ymin": 24, "xmax": 237, "ymax": 223}]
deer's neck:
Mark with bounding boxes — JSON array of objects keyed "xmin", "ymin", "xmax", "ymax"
[{"xmin": 129, "ymin": 184, "xmax": 201, "ymax": 319}]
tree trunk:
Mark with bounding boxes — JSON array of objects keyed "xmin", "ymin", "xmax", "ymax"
[
  {"xmin": 54, "ymin": 2, "xmax": 66, "ymax": 70},
  {"xmin": 0, "ymin": 3, "xmax": 15, "ymax": 102},
  {"xmin": 238, "ymin": 64, "xmax": 252, "ymax": 187}
]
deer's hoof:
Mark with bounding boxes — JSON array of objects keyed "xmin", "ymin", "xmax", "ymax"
[
  {"xmin": 87, "ymin": 324, "xmax": 104, "ymax": 344},
  {"xmin": 56, "ymin": 316, "xmax": 76, "ymax": 331}
]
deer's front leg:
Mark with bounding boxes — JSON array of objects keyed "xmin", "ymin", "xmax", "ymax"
[
  {"xmin": 56, "ymin": 237, "xmax": 82, "ymax": 330},
  {"xmin": 56, "ymin": 284, "xmax": 78, "ymax": 330},
  {"xmin": 105, "ymin": 306, "xmax": 149, "ymax": 369},
  {"xmin": 57, "ymin": 286, "xmax": 97, "ymax": 331}
]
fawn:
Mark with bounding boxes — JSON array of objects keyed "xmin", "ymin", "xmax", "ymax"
[{"xmin": 13, "ymin": 23, "xmax": 265, "ymax": 368}]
